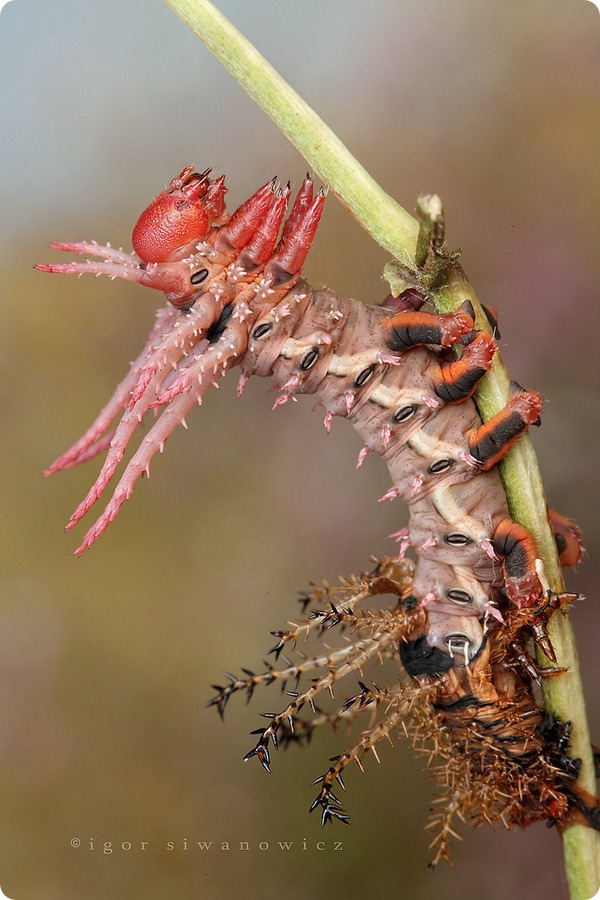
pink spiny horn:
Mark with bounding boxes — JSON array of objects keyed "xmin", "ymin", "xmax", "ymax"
[
  {"xmin": 43, "ymin": 307, "xmax": 178, "ymax": 476},
  {"xmin": 40, "ymin": 167, "xmax": 327, "ymax": 552},
  {"xmin": 37, "ymin": 244, "xmax": 203, "ymax": 300},
  {"xmin": 72, "ymin": 390, "xmax": 200, "ymax": 556},
  {"xmin": 70, "ymin": 329, "xmax": 248, "ymax": 555},
  {"xmin": 265, "ymin": 190, "xmax": 326, "ymax": 279},
  {"xmin": 279, "ymin": 174, "xmax": 314, "ymax": 244},
  {"xmin": 151, "ymin": 327, "xmax": 248, "ymax": 408},
  {"xmin": 237, "ymin": 187, "xmax": 290, "ymax": 271},
  {"xmin": 214, "ymin": 179, "xmax": 276, "ymax": 251},
  {"xmin": 36, "ymin": 168, "xmax": 230, "ymax": 306}
]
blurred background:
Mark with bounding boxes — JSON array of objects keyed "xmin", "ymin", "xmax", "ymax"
[{"xmin": 1, "ymin": 1, "xmax": 599, "ymax": 897}]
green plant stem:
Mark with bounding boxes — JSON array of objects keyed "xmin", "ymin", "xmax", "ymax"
[
  {"xmin": 163, "ymin": 1, "xmax": 599, "ymax": 896},
  {"xmin": 162, "ymin": 0, "xmax": 418, "ymax": 268}
]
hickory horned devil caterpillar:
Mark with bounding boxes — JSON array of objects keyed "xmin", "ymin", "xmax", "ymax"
[{"xmin": 39, "ymin": 166, "xmax": 600, "ymax": 865}]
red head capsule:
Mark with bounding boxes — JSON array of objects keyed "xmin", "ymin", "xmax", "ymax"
[{"xmin": 131, "ymin": 167, "xmax": 226, "ymax": 263}]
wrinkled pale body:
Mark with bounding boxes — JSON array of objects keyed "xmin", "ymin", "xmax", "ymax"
[{"xmin": 39, "ymin": 168, "xmax": 596, "ymax": 858}]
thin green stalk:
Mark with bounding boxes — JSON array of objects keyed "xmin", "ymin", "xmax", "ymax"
[
  {"xmin": 162, "ymin": 0, "xmax": 418, "ymax": 267},
  {"xmin": 163, "ymin": 1, "xmax": 599, "ymax": 896}
]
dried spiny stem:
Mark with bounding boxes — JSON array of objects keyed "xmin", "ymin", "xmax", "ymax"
[
  {"xmin": 209, "ymin": 558, "xmax": 418, "ymax": 718},
  {"xmin": 242, "ymin": 624, "xmax": 414, "ymax": 773},
  {"xmin": 208, "ymin": 550, "xmax": 596, "ymax": 866},
  {"xmin": 271, "ymin": 563, "xmax": 410, "ymax": 656},
  {"xmin": 310, "ymin": 681, "xmax": 440, "ymax": 825}
]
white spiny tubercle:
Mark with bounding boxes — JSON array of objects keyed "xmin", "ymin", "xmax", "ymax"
[
  {"xmin": 232, "ymin": 301, "xmax": 253, "ymax": 322},
  {"xmin": 227, "ymin": 264, "xmax": 247, "ymax": 282},
  {"xmin": 272, "ymin": 304, "xmax": 292, "ymax": 321},
  {"xmin": 195, "ymin": 241, "xmax": 216, "ymax": 258},
  {"xmin": 380, "ymin": 424, "xmax": 391, "ymax": 448},
  {"xmin": 254, "ymin": 278, "xmax": 274, "ymax": 299},
  {"xmin": 323, "ymin": 411, "xmax": 333, "ymax": 432}
]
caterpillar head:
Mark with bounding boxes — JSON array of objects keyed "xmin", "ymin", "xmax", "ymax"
[
  {"xmin": 38, "ymin": 168, "xmax": 325, "ymax": 553},
  {"xmin": 131, "ymin": 167, "xmax": 228, "ymax": 263}
]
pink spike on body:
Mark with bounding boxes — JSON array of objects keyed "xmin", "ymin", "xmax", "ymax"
[
  {"xmin": 356, "ymin": 446, "xmax": 371, "ymax": 469},
  {"xmin": 380, "ymin": 424, "xmax": 391, "ymax": 448},
  {"xmin": 237, "ymin": 372, "xmax": 250, "ymax": 397},
  {"xmin": 272, "ymin": 392, "xmax": 298, "ymax": 410},
  {"xmin": 279, "ymin": 375, "xmax": 301, "ymax": 392},
  {"xmin": 479, "ymin": 539, "xmax": 498, "ymax": 561},
  {"xmin": 458, "ymin": 450, "xmax": 480, "ymax": 468},
  {"xmin": 421, "ymin": 393, "xmax": 443, "ymax": 410},
  {"xmin": 39, "ymin": 167, "xmax": 327, "ymax": 552},
  {"xmin": 73, "ymin": 391, "xmax": 199, "ymax": 555},
  {"xmin": 410, "ymin": 475, "xmax": 424, "ymax": 498},
  {"xmin": 44, "ymin": 307, "xmax": 177, "ymax": 476},
  {"xmin": 484, "ymin": 603, "xmax": 505, "ymax": 625},
  {"xmin": 418, "ymin": 536, "xmax": 437, "ymax": 552},
  {"xmin": 377, "ymin": 353, "xmax": 402, "ymax": 367},
  {"xmin": 389, "ymin": 527, "xmax": 411, "ymax": 559},
  {"xmin": 379, "ymin": 486, "xmax": 401, "ymax": 503}
]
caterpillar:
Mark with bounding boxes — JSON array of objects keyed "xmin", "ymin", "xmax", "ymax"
[{"xmin": 38, "ymin": 167, "xmax": 597, "ymax": 862}]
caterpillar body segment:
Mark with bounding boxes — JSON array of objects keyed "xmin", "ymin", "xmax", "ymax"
[{"xmin": 39, "ymin": 168, "xmax": 594, "ymax": 857}]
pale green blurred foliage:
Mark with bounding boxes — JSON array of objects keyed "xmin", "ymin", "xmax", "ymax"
[{"xmin": 1, "ymin": 1, "xmax": 599, "ymax": 898}]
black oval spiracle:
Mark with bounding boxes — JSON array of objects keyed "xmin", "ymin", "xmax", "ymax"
[
  {"xmin": 300, "ymin": 347, "xmax": 319, "ymax": 371},
  {"xmin": 252, "ymin": 322, "xmax": 273, "ymax": 339},
  {"xmin": 190, "ymin": 268, "xmax": 209, "ymax": 286},
  {"xmin": 393, "ymin": 404, "xmax": 417, "ymax": 423},
  {"xmin": 444, "ymin": 533, "xmax": 473, "ymax": 546},
  {"xmin": 428, "ymin": 458, "xmax": 453, "ymax": 475},
  {"xmin": 354, "ymin": 364, "xmax": 375, "ymax": 388},
  {"xmin": 447, "ymin": 589, "xmax": 472, "ymax": 605}
]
